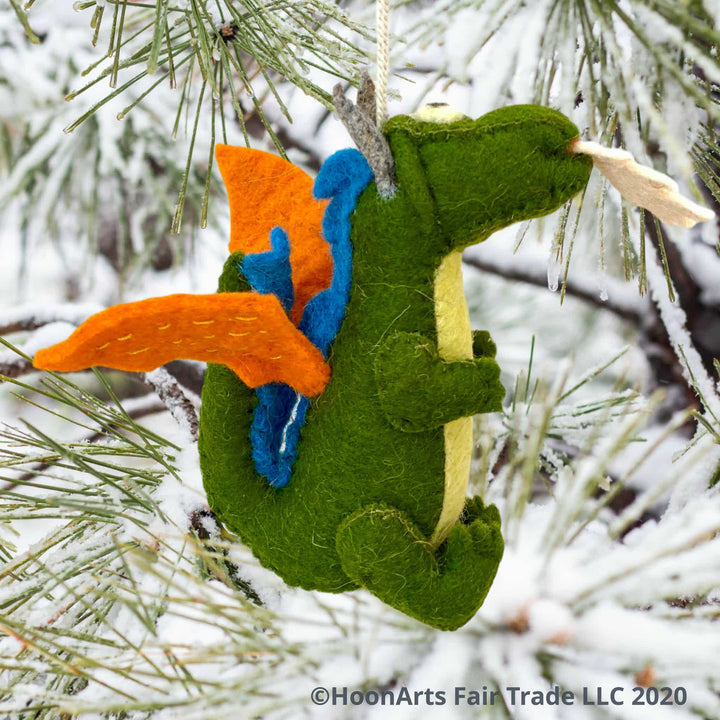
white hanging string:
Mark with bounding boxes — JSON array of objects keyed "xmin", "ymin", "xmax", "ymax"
[{"xmin": 375, "ymin": 0, "xmax": 390, "ymax": 127}]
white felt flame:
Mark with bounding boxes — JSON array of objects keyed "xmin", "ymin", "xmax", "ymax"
[{"xmin": 570, "ymin": 140, "xmax": 715, "ymax": 228}]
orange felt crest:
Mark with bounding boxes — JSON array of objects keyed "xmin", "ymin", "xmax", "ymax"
[
  {"xmin": 215, "ymin": 145, "xmax": 332, "ymax": 324},
  {"xmin": 33, "ymin": 293, "xmax": 330, "ymax": 397}
]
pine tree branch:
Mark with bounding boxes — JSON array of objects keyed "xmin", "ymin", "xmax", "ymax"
[
  {"xmin": 0, "ymin": 394, "xmax": 166, "ymax": 492},
  {"xmin": 164, "ymin": 359, "xmax": 205, "ymax": 397},
  {"xmin": 641, "ymin": 214, "xmax": 720, "ymax": 415},
  {"xmin": 0, "ymin": 330, "xmax": 200, "ymax": 441},
  {"xmin": 0, "ymin": 304, "xmax": 103, "ymax": 336},
  {"xmin": 189, "ymin": 507, "xmax": 264, "ymax": 606},
  {"xmin": 462, "ymin": 247, "xmax": 702, "ymax": 418},
  {"xmin": 143, "ymin": 367, "xmax": 199, "ymax": 442},
  {"xmin": 8, "ymin": 0, "xmax": 39, "ymax": 44},
  {"xmin": 462, "ymin": 252, "xmax": 647, "ymax": 322},
  {"xmin": 0, "ymin": 356, "xmax": 34, "ymax": 380}
]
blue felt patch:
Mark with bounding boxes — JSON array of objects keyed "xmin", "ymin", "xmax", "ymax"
[
  {"xmin": 249, "ymin": 384, "xmax": 298, "ymax": 487},
  {"xmin": 242, "ymin": 227, "xmax": 295, "ymax": 487},
  {"xmin": 246, "ymin": 149, "xmax": 374, "ymax": 488},
  {"xmin": 242, "ymin": 227, "xmax": 294, "ymax": 313}
]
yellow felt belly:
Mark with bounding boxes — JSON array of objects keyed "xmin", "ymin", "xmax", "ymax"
[{"xmin": 430, "ymin": 250, "xmax": 474, "ymax": 548}]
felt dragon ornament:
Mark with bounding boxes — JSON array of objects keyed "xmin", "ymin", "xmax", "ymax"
[{"xmin": 33, "ymin": 80, "xmax": 713, "ymax": 631}]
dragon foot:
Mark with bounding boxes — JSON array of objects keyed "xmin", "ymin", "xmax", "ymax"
[{"xmin": 335, "ymin": 498, "xmax": 503, "ymax": 630}]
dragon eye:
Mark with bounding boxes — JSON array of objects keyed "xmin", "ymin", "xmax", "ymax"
[{"xmin": 410, "ymin": 104, "xmax": 468, "ymax": 123}]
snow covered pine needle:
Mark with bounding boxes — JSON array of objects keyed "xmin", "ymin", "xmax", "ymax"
[{"xmin": 570, "ymin": 140, "xmax": 715, "ymax": 228}]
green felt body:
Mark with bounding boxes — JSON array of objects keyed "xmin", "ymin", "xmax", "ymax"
[{"xmin": 199, "ymin": 105, "xmax": 592, "ymax": 630}]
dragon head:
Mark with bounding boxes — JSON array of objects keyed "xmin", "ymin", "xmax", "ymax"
[{"xmin": 382, "ymin": 104, "xmax": 593, "ymax": 252}]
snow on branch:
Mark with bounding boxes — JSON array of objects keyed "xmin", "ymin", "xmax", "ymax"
[
  {"xmin": 0, "ymin": 354, "xmax": 33, "ymax": 380},
  {"xmin": 0, "ymin": 303, "xmax": 102, "ymax": 336},
  {"xmin": 641, "ymin": 232, "xmax": 720, "ymax": 422},
  {"xmin": 143, "ymin": 367, "xmax": 199, "ymax": 443}
]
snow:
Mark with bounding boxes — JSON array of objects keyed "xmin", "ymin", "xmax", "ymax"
[{"xmin": 577, "ymin": 601, "xmax": 720, "ymax": 674}]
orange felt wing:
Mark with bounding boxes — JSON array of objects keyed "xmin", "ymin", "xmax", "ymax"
[
  {"xmin": 215, "ymin": 145, "xmax": 332, "ymax": 324},
  {"xmin": 33, "ymin": 293, "xmax": 330, "ymax": 397}
]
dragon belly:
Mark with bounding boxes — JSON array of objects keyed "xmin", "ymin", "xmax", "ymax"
[{"xmin": 430, "ymin": 250, "xmax": 474, "ymax": 547}]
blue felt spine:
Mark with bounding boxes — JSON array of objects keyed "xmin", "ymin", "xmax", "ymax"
[
  {"xmin": 245, "ymin": 149, "xmax": 374, "ymax": 488},
  {"xmin": 241, "ymin": 227, "xmax": 294, "ymax": 313},
  {"xmin": 299, "ymin": 149, "xmax": 374, "ymax": 352}
]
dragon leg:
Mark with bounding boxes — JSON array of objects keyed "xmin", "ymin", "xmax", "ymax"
[{"xmin": 335, "ymin": 498, "xmax": 503, "ymax": 630}]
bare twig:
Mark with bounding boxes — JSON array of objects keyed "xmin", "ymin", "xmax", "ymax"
[
  {"xmin": 356, "ymin": 70, "xmax": 377, "ymax": 122},
  {"xmin": 333, "ymin": 79, "xmax": 396, "ymax": 197}
]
